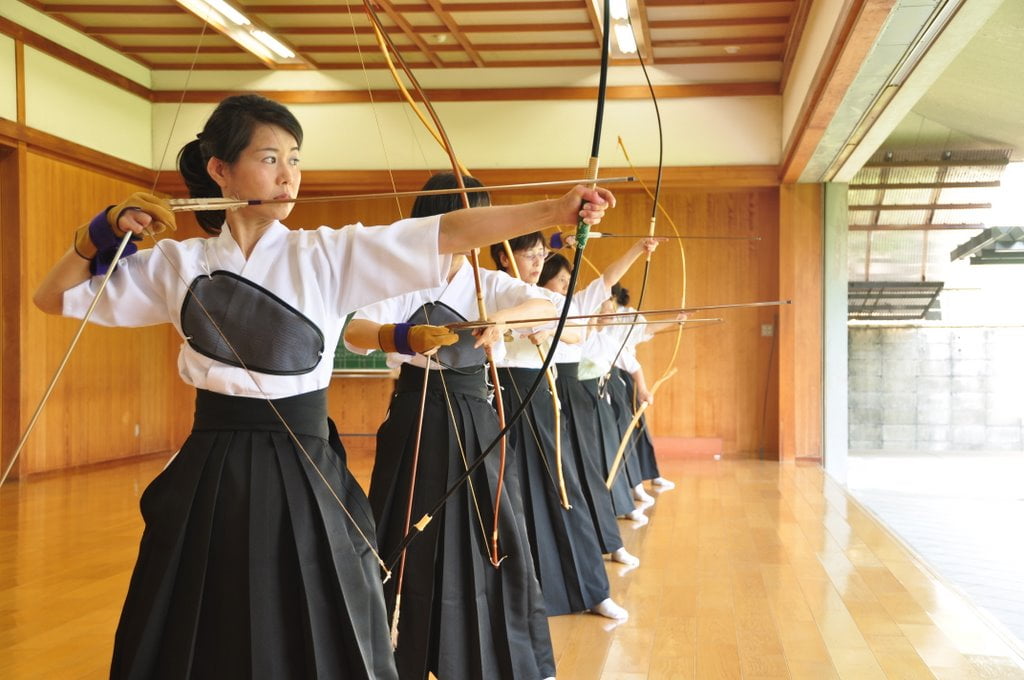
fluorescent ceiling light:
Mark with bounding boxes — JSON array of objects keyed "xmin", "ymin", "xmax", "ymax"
[
  {"xmin": 251, "ymin": 30, "xmax": 295, "ymax": 60},
  {"xmin": 176, "ymin": 0, "xmax": 307, "ymax": 68},
  {"xmin": 610, "ymin": 0, "xmax": 630, "ymax": 21},
  {"xmin": 613, "ymin": 22, "xmax": 638, "ymax": 54},
  {"xmin": 205, "ymin": 0, "xmax": 249, "ymax": 26}
]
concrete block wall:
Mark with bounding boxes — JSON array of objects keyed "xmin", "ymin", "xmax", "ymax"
[{"xmin": 848, "ymin": 326, "xmax": 1024, "ymax": 451}]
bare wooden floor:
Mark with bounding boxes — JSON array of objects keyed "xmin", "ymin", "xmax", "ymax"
[{"xmin": 2, "ymin": 450, "xmax": 1023, "ymax": 679}]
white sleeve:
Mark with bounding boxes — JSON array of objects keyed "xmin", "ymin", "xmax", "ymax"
[
  {"xmin": 62, "ymin": 247, "xmax": 173, "ymax": 327},
  {"xmin": 483, "ymin": 269, "xmax": 551, "ymax": 310},
  {"xmin": 616, "ymin": 348, "xmax": 641, "ymax": 374},
  {"xmin": 576, "ymin": 277, "xmax": 612, "ymax": 315},
  {"xmin": 345, "ymin": 294, "xmax": 419, "ymax": 355},
  {"xmin": 315, "ymin": 215, "xmax": 452, "ymax": 315}
]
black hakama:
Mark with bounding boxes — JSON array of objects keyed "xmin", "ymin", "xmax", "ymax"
[
  {"xmin": 370, "ymin": 364, "xmax": 555, "ymax": 680},
  {"xmin": 610, "ymin": 368, "xmax": 661, "ymax": 481},
  {"xmin": 553, "ymin": 363, "xmax": 624, "ymax": 554},
  {"xmin": 110, "ymin": 388, "xmax": 396, "ymax": 680},
  {"xmin": 579, "ymin": 376, "xmax": 637, "ymax": 516},
  {"xmin": 498, "ymin": 367, "xmax": 611, "ymax": 616}
]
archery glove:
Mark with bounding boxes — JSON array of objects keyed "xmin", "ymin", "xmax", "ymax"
[{"xmin": 379, "ymin": 323, "xmax": 458, "ymax": 355}]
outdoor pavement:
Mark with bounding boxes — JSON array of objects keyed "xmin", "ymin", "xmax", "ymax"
[{"xmin": 847, "ymin": 450, "xmax": 1024, "ymax": 646}]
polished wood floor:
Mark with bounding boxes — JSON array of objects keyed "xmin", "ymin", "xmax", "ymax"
[{"xmin": 2, "ymin": 449, "xmax": 1023, "ymax": 679}]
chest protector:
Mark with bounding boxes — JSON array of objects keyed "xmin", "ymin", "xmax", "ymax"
[{"xmin": 180, "ymin": 271, "xmax": 324, "ymax": 375}]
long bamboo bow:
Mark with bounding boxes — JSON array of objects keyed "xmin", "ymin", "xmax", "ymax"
[{"xmin": 381, "ymin": 0, "xmax": 614, "ymax": 571}]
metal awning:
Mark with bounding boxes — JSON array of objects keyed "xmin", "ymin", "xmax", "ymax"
[{"xmin": 848, "ymin": 281, "xmax": 944, "ymax": 320}]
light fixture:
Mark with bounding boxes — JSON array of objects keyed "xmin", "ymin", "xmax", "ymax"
[
  {"xmin": 610, "ymin": 0, "xmax": 630, "ymax": 21},
  {"xmin": 590, "ymin": 0, "xmax": 648, "ymax": 59},
  {"xmin": 251, "ymin": 30, "xmax": 295, "ymax": 60},
  {"xmin": 176, "ymin": 0, "xmax": 309, "ymax": 68},
  {"xmin": 205, "ymin": 0, "xmax": 249, "ymax": 26},
  {"xmin": 613, "ymin": 23, "xmax": 638, "ymax": 54}
]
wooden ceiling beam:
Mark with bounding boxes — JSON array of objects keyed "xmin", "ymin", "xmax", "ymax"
[
  {"xmin": 654, "ymin": 36, "xmax": 784, "ymax": 47},
  {"xmin": 651, "ymin": 16, "xmax": 790, "ymax": 28},
  {"xmin": 454, "ymin": 22, "xmax": 595, "ymax": 33},
  {"xmin": 424, "ymin": 0, "xmax": 485, "ymax": 67},
  {"xmin": 779, "ymin": 0, "xmax": 893, "ymax": 183},
  {"xmin": 41, "ymin": 3, "xmax": 185, "ymax": 13},
  {"xmin": 372, "ymin": 0, "xmax": 444, "ymax": 68},
  {"xmin": 780, "ymin": 0, "xmax": 812, "ymax": 91},
  {"xmin": 244, "ymin": 2, "xmax": 586, "ymax": 12},
  {"xmin": 149, "ymin": 82, "xmax": 778, "ymax": 104}
]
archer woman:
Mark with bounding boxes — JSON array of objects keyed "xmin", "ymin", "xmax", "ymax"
[
  {"xmin": 32, "ymin": 94, "xmax": 614, "ymax": 680},
  {"xmin": 344, "ymin": 173, "xmax": 557, "ymax": 680},
  {"xmin": 490, "ymin": 234, "xmax": 629, "ymax": 621},
  {"xmin": 536, "ymin": 240, "xmax": 659, "ymax": 565}
]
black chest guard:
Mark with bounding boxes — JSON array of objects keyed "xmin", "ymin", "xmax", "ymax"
[{"xmin": 180, "ymin": 271, "xmax": 325, "ymax": 375}]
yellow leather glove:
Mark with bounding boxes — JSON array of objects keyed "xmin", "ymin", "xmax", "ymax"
[
  {"xmin": 378, "ymin": 323, "xmax": 459, "ymax": 355},
  {"xmin": 108, "ymin": 192, "xmax": 176, "ymax": 235},
  {"xmin": 74, "ymin": 192, "xmax": 176, "ymax": 260}
]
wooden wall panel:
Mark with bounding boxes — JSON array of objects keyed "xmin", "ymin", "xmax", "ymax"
[
  {"xmin": 19, "ymin": 153, "xmax": 191, "ymax": 475},
  {"xmin": 0, "ymin": 144, "xmax": 15, "ymax": 479},
  {"xmin": 607, "ymin": 188, "xmax": 780, "ymax": 456}
]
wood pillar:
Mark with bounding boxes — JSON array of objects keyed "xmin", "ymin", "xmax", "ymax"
[{"xmin": 778, "ymin": 183, "xmax": 823, "ymax": 460}]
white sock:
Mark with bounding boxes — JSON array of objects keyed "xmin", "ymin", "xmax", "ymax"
[
  {"xmin": 652, "ymin": 476, "xmax": 675, "ymax": 489},
  {"xmin": 633, "ymin": 483, "xmax": 654, "ymax": 503},
  {"xmin": 624, "ymin": 508, "xmax": 648, "ymax": 526},
  {"xmin": 610, "ymin": 547, "xmax": 640, "ymax": 566},
  {"xmin": 591, "ymin": 597, "xmax": 628, "ymax": 620}
]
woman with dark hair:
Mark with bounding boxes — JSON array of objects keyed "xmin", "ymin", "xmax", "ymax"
[
  {"xmin": 606, "ymin": 284, "xmax": 677, "ymax": 493},
  {"xmin": 344, "ymin": 174, "xmax": 558, "ymax": 680},
  {"xmin": 535, "ymin": 239, "xmax": 659, "ymax": 566},
  {"xmin": 579, "ymin": 296, "xmax": 649, "ymax": 522},
  {"xmin": 490, "ymin": 236, "xmax": 628, "ymax": 621},
  {"xmin": 33, "ymin": 94, "xmax": 615, "ymax": 679}
]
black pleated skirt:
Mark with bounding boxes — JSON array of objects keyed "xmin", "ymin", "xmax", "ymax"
[
  {"xmin": 498, "ymin": 367, "xmax": 610, "ymax": 616},
  {"xmin": 553, "ymin": 363, "xmax": 623, "ymax": 554},
  {"xmin": 110, "ymin": 389, "xmax": 396, "ymax": 680},
  {"xmin": 610, "ymin": 369, "xmax": 661, "ymax": 481},
  {"xmin": 579, "ymin": 376, "xmax": 638, "ymax": 515},
  {"xmin": 370, "ymin": 364, "xmax": 555, "ymax": 680}
]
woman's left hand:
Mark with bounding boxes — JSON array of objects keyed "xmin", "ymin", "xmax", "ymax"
[
  {"xmin": 557, "ymin": 186, "xmax": 616, "ymax": 227},
  {"xmin": 473, "ymin": 322, "xmax": 506, "ymax": 348}
]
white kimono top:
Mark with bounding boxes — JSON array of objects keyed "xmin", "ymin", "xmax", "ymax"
[
  {"xmin": 546, "ymin": 277, "xmax": 611, "ymax": 365},
  {"xmin": 62, "ymin": 218, "xmax": 451, "ymax": 399},
  {"xmin": 346, "ymin": 261, "xmax": 550, "ymax": 370},
  {"xmin": 579, "ymin": 327, "xmax": 638, "ymax": 381},
  {"xmin": 604, "ymin": 306, "xmax": 651, "ymax": 374}
]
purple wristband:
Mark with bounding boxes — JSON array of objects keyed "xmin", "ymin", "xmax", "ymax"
[
  {"xmin": 393, "ymin": 323, "xmax": 415, "ymax": 355},
  {"xmin": 87, "ymin": 207, "xmax": 140, "ymax": 276}
]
